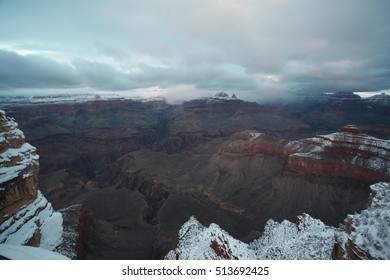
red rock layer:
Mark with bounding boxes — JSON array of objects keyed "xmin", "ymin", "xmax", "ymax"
[
  {"xmin": 213, "ymin": 126, "xmax": 390, "ymax": 184},
  {"xmin": 0, "ymin": 110, "xmax": 39, "ymax": 223}
]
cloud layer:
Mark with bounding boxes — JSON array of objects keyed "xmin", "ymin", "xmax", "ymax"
[{"xmin": 0, "ymin": 0, "xmax": 389, "ymax": 100}]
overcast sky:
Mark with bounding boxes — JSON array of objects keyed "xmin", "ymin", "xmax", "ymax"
[{"xmin": 0, "ymin": 0, "xmax": 389, "ymax": 101}]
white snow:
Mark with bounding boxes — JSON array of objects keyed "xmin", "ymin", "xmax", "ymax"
[
  {"xmin": 167, "ymin": 182, "xmax": 390, "ymax": 260},
  {"xmin": 0, "ymin": 244, "xmax": 69, "ymax": 260},
  {"xmin": 1, "ymin": 113, "xmax": 38, "ymax": 184},
  {"xmin": 0, "ymin": 143, "xmax": 39, "ymax": 184},
  {"xmin": 165, "ymin": 216, "xmax": 256, "ymax": 260},
  {"xmin": 249, "ymin": 132, "xmax": 262, "ymax": 141},
  {"xmin": 250, "ymin": 214, "xmax": 335, "ymax": 260},
  {"xmin": 0, "ymin": 191, "xmax": 63, "ymax": 250},
  {"xmin": 288, "ymin": 131, "xmax": 390, "ymax": 175},
  {"xmin": 347, "ymin": 182, "xmax": 390, "ymax": 259},
  {"xmin": 166, "ymin": 214, "xmax": 335, "ymax": 260}
]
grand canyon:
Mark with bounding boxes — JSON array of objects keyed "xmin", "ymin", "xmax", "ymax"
[{"xmin": 1, "ymin": 91, "xmax": 389, "ymax": 259}]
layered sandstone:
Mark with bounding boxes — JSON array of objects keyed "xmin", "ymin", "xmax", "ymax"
[
  {"xmin": 213, "ymin": 126, "xmax": 390, "ymax": 184},
  {"xmin": 286, "ymin": 126, "xmax": 389, "ymax": 183},
  {"xmin": 0, "ymin": 110, "xmax": 39, "ymax": 222},
  {"xmin": 0, "ymin": 110, "xmax": 63, "ymax": 252}
]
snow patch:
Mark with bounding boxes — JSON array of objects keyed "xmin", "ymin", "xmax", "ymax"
[
  {"xmin": 250, "ymin": 214, "xmax": 335, "ymax": 260},
  {"xmin": 166, "ymin": 214, "xmax": 335, "ymax": 260},
  {"xmin": 168, "ymin": 183, "xmax": 390, "ymax": 260},
  {"xmin": 0, "ymin": 191, "xmax": 63, "ymax": 250},
  {"xmin": 165, "ymin": 216, "xmax": 255, "ymax": 260},
  {"xmin": 0, "ymin": 143, "xmax": 39, "ymax": 184},
  {"xmin": 249, "ymin": 132, "xmax": 262, "ymax": 141},
  {"xmin": 0, "ymin": 244, "xmax": 69, "ymax": 260},
  {"xmin": 347, "ymin": 182, "xmax": 390, "ymax": 259}
]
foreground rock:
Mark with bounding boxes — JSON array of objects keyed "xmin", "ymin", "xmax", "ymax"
[
  {"xmin": 0, "ymin": 110, "xmax": 64, "ymax": 256},
  {"xmin": 167, "ymin": 182, "xmax": 390, "ymax": 260},
  {"xmin": 333, "ymin": 182, "xmax": 390, "ymax": 259},
  {"xmin": 0, "ymin": 244, "xmax": 69, "ymax": 260}
]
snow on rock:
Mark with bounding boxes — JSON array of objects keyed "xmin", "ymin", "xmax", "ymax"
[
  {"xmin": 55, "ymin": 204, "xmax": 83, "ymax": 259},
  {"xmin": 206, "ymin": 91, "xmax": 242, "ymax": 104},
  {"xmin": 367, "ymin": 92, "xmax": 390, "ymax": 106},
  {"xmin": 1, "ymin": 110, "xmax": 39, "ymax": 221},
  {"xmin": 250, "ymin": 214, "xmax": 335, "ymax": 260},
  {"xmin": 287, "ymin": 128, "xmax": 390, "ymax": 179},
  {"xmin": 336, "ymin": 182, "xmax": 390, "ymax": 259},
  {"xmin": 218, "ymin": 126, "xmax": 389, "ymax": 183},
  {"xmin": 166, "ymin": 214, "xmax": 335, "ymax": 260},
  {"xmin": 0, "ymin": 244, "xmax": 69, "ymax": 260},
  {"xmin": 167, "ymin": 183, "xmax": 390, "ymax": 260},
  {"xmin": 0, "ymin": 143, "xmax": 39, "ymax": 184},
  {"xmin": 165, "ymin": 216, "xmax": 256, "ymax": 260},
  {"xmin": 0, "ymin": 191, "xmax": 63, "ymax": 250},
  {"xmin": 0, "ymin": 110, "xmax": 64, "ymax": 257}
]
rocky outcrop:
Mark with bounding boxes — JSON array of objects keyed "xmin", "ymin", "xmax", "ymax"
[
  {"xmin": 0, "ymin": 191, "xmax": 63, "ymax": 249},
  {"xmin": 0, "ymin": 110, "xmax": 39, "ymax": 223},
  {"xmin": 333, "ymin": 182, "xmax": 390, "ymax": 260},
  {"xmin": 213, "ymin": 126, "xmax": 390, "ymax": 184},
  {"xmin": 0, "ymin": 110, "xmax": 63, "ymax": 252},
  {"xmin": 286, "ymin": 126, "xmax": 389, "ymax": 183},
  {"xmin": 367, "ymin": 93, "xmax": 390, "ymax": 106},
  {"xmin": 167, "ymin": 182, "xmax": 390, "ymax": 260},
  {"xmin": 165, "ymin": 216, "xmax": 255, "ymax": 260},
  {"xmin": 165, "ymin": 214, "xmax": 335, "ymax": 260}
]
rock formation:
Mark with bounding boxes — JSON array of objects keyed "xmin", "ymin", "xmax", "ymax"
[
  {"xmin": 0, "ymin": 110, "xmax": 63, "ymax": 254},
  {"xmin": 0, "ymin": 110, "xmax": 39, "ymax": 221},
  {"xmin": 333, "ymin": 182, "xmax": 390, "ymax": 260},
  {"xmin": 167, "ymin": 182, "xmax": 390, "ymax": 260},
  {"xmin": 213, "ymin": 126, "xmax": 390, "ymax": 184},
  {"xmin": 2, "ymin": 95, "xmax": 389, "ymax": 260},
  {"xmin": 165, "ymin": 216, "xmax": 254, "ymax": 260},
  {"xmin": 165, "ymin": 214, "xmax": 335, "ymax": 260}
]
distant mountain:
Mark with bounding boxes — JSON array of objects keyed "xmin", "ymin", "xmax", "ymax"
[{"xmin": 367, "ymin": 92, "xmax": 390, "ymax": 106}]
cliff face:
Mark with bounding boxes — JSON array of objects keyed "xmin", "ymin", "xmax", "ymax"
[
  {"xmin": 286, "ymin": 126, "xmax": 389, "ymax": 183},
  {"xmin": 0, "ymin": 110, "xmax": 39, "ymax": 223},
  {"xmin": 333, "ymin": 182, "xmax": 390, "ymax": 260},
  {"xmin": 0, "ymin": 110, "xmax": 63, "ymax": 251},
  {"xmin": 165, "ymin": 214, "xmax": 335, "ymax": 260},
  {"xmin": 167, "ymin": 182, "xmax": 390, "ymax": 260},
  {"xmin": 213, "ymin": 126, "xmax": 390, "ymax": 184}
]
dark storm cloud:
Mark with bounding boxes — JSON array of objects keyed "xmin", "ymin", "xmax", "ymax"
[
  {"xmin": 0, "ymin": 49, "xmax": 256, "ymax": 92},
  {"xmin": 1, "ymin": 0, "xmax": 390, "ymax": 98},
  {"xmin": 0, "ymin": 50, "xmax": 79, "ymax": 89}
]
